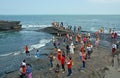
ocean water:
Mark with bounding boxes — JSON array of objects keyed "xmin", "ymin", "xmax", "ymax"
[{"xmin": 0, "ymin": 15, "xmax": 120, "ymax": 76}]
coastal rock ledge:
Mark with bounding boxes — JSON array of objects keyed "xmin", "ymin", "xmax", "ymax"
[
  {"xmin": 0, "ymin": 20, "xmax": 22, "ymax": 31},
  {"xmin": 39, "ymin": 26, "xmax": 73, "ymax": 36}
]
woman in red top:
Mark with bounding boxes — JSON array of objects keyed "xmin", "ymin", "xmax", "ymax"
[
  {"xmin": 61, "ymin": 54, "xmax": 66, "ymax": 73},
  {"xmin": 67, "ymin": 57, "xmax": 72, "ymax": 76},
  {"xmin": 57, "ymin": 49, "xmax": 62, "ymax": 61}
]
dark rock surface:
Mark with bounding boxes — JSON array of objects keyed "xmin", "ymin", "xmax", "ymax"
[
  {"xmin": 38, "ymin": 26, "xmax": 73, "ymax": 36},
  {"xmin": 0, "ymin": 20, "xmax": 22, "ymax": 31}
]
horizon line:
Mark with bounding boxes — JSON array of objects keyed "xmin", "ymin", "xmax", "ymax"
[{"xmin": 0, "ymin": 14, "xmax": 120, "ymax": 16}]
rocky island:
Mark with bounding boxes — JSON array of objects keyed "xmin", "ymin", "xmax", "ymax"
[{"xmin": 0, "ymin": 20, "xmax": 22, "ymax": 31}]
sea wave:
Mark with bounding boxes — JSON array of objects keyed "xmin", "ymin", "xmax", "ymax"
[
  {"xmin": 30, "ymin": 39, "xmax": 52, "ymax": 50},
  {"xmin": 0, "ymin": 38, "xmax": 52, "ymax": 57},
  {"xmin": 0, "ymin": 53, "xmax": 13, "ymax": 57},
  {"xmin": 22, "ymin": 24, "xmax": 52, "ymax": 28}
]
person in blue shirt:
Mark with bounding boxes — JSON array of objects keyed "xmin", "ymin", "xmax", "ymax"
[
  {"xmin": 35, "ymin": 50, "xmax": 40, "ymax": 59},
  {"xmin": 27, "ymin": 64, "xmax": 32, "ymax": 78}
]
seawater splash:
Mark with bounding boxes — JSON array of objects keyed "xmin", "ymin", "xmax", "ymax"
[
  {"xmin": 22, "ymin": 24, "xmax": 52, "ymax": 28},
  {"xmin": 0, "ymin": 51, "xmax": 23, "ymax": 57},
  {"xmin": 30, "ymin": 39, "xmax": 52, "ymax": 50},
  {"xmin": 0, "ymin": 53, "xmax": 13, "ymax": 57}
]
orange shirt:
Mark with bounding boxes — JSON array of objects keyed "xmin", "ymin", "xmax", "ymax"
[{"xmin": 22, "ymin": 66, "xmax": 26, "ymax": 75}]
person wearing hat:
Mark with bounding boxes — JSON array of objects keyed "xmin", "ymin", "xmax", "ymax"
[{"xmin": 57, "ymin": 49, "xmax": 62, "ymax": 61}]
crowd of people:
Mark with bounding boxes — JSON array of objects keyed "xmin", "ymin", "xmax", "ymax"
[
  {"xmin": 19, "ymin": 59, "xmax": 32, "ymax": 78},
  {"xmin": 18, "ymin": 22, "xmax": 120, "ymax": 78}
]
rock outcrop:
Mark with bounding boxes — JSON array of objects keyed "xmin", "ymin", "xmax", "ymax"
[
  {"xmin": 0, "ymin": 20, "xmax": 22, "ymax": 31},
  {"xmin": 38, "ymin": 26, "xmax": 73, "ymax": 36}
]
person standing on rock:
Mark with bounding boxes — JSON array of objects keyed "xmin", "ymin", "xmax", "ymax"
[
  {"xmin": 48, "ymin": 52, "xmax": 54, "ymax": 70},
  {"xmin": 61, "ymin": 53, "xmax": 66, "ymax": 73},
  {"xmin": 19, "ymin": 65, "xmax": 23, "ymax": 78},
  {"xmin": 35, "ymin": 49, "xmax": 40, "ymax": 59},
  {"xmin": 86, "ymin": 42, "xmax": 93, "ymax": 59},
  {"xmin": 112, "ymin": 42, "xmax": 117, "ymax": 55},
  {"xmin": 82, "ymin": 50, "xmax": 87, "ymax": 69},
  {"xmin": 54, "ymin": 63, "xmax": 60, "ymax": 78},
  {"xmin": 95, "ymin": 37, "xmax": 100, "ymax": 48},
  {"xmin": 21, "ymin": 64, "xmax": 27, "ymax": 78},
  {"xmin": 67, "ymin": 57, "xmax": 73, "ymax": 76},
  {"xmin": 66, "ymin": 44, "xmax": 70, "ymax": 56},
  {"xmin": 25, "ymin": 45, "xmax": 30, "ymax": 56},
  {"xmin": 57, "ymin": 49, "xmax": 62, "ymax": 62},
  {"xmin": 27, "ymin": 64, "xmax": 32, "ymax": 78}
]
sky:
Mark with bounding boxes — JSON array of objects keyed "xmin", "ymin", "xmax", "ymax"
[{"xmin": 0, "ymin": 0, "xmax": 120, "ymax": 15}]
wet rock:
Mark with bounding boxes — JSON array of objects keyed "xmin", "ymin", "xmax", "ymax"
[{"xmin": 0, "ymin": 20, "xmax": 22, "ymax": 31}]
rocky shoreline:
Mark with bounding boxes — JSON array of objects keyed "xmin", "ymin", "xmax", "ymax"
[{"xmin": 5, "ymin": 26, "xmax": 120, "ymax": 78}]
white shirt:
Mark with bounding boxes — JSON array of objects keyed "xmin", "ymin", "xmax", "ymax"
[{"xmin": 112, "ymin": 44, "xmax": 117, "ymax": 49}]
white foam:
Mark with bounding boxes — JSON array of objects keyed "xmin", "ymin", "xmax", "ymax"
[
  {"xmin": 30, "ymin": 39, "xmax": 52, "ymax": 50},
  {"xmin": 22, "ymin": 24, "xmax": 52, "ymax": 28},
  {"xmin": 0, "ymin": 53, "xmax": 13, "ymax": 57},
  {"xmin": 89, "ymin": 27, "xmax": 98, "ymax": 32},
  {"xmin": 13, "ymin": 51, "xmax": 21, "ymax": 55},
  {"xmin": 80, "ymin": 19, "xmax": 99, "ymax": 22}
]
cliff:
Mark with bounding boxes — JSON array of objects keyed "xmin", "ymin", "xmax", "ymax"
[{"xmin": 0, "ymin": 20, "xmax": 22, "ymax": 31}]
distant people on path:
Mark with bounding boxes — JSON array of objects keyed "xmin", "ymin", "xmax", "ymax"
[
  {"xmin": 87, "ymin": 32, "xmax": 91, "ymax": 39},
  {"xmin": 95, "ymin": 31, "xmax": 99, "ymax": 38},
  {"xmin": 77, "ymin": 26, "xmax": 81, "ymax": 33},
  {"xmin": 74, "ymin": 26, "xmax": 76, "ymax": 33},
  {"xmin": 109, "ymin": 28, "xmax": 112, "ymax": 34},
  {"xmin": 100, "ymin": 27, "xmax": 104, "ymax": 33},
  {"xmin": 111, "ymin": 31, "xmax": 118, "ymax": 42}
]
